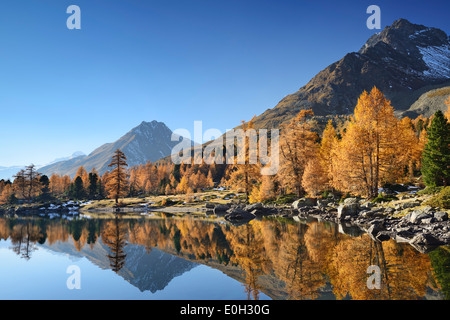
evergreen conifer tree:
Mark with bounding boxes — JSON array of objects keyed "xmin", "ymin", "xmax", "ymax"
[
  {"xmin": 71, "ymin": 176, "xmax": 85, "ymax": 200},
  {"xmin": 421, "ymin": 110, "xmax": 450, "ymax": 187}
]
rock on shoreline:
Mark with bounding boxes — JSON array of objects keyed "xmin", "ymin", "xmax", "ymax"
[
  {"xmin": 206, "ymin": 197, "xmax": 449, "ymax": 253},
  {"xmin": 0, "ymin": 201, "xmax": 83, "ymax": 217}
]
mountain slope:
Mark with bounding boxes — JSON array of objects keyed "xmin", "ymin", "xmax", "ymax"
[
  {"xmin": 39, "ymin": 120, "xmax": 188, "ymax": 177},
  {"xmin": 251, "ymin": 18, "xmax": 450, "ymax": 129},
  {"xmin": 401, "ymin": 86, "xmax": 450, "ymax": 118}
]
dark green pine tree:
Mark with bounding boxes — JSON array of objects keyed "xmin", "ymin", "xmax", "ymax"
[
  {"xmin": 39, "ymin": 175, "xmax": 52, "ymax": 202},
  {"xmin": 87, "ymin": 172, "xmax": 98, "ymax": 199},
  {"xmin": 71, "ymin": 176, "xmax": 85, "ymax": 200},
  {"xmin": 421, "ymin": 110, "xmax": 450, "ymax": 187}
]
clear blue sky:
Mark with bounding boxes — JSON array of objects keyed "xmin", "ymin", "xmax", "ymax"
[{"xmin": 0, "ymin": 0, "xmax": 449, "ymax": 166}]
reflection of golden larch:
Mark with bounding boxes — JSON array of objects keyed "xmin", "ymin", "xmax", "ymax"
[{"xmin": 101, "ymin": 216, "xmax": 128, "ymax": 273}]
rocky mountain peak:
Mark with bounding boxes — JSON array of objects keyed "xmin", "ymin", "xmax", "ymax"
[
  {"xmin": 39, "ymin": 120, "xmax": 188, "ymax": 177},
  {"xmin": 130, "ymin": 120, "xmax": 172, "ymax": 138},
  {"xmin": 249, "ymin": 18, "xmax": 449, "ymax": 128},
  {"xmin": 360, "ymin": 18, "xmax": 448, "ymax": 55}
]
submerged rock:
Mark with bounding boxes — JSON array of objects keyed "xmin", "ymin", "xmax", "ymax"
[{"xmin": 205, "ymin": 203, "xmax": 215, "ymax": 209}]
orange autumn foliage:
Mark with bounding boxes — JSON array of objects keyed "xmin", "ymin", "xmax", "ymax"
[{"xmin": 331, "ymin": 87, "xmax": 417, "ymax": 198}]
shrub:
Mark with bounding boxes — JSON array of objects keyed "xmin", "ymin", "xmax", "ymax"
[
  {"xmin": 159, "ymin": 198, "xmax": 176, "ymax": 206},
  {"xmin": 274, "ymin": 193, "xmax": 297, "ymax": 204},
  {"xmin": 423, "ymin": 186, "xmax": 450, "ymax": 209},
  {"xmin": 417, "ymin": 186, "xmax": 444, "ymax": 195},
  {"xmin": 321, "ymin": 190, "xmax": 330, "ymax": 198},
  {"xmin": 371, "ymin": 194, "xmax": 398, "ymax": 203}
]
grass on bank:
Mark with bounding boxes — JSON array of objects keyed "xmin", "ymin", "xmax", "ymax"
[{"xmin": 79, "ymin": 189, "xmax": 245, "ymax": 211}]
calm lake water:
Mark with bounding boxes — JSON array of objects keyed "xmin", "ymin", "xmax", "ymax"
[{"xmin": 0, "ymin": 215, "xmax": 448, "ymax": 300}]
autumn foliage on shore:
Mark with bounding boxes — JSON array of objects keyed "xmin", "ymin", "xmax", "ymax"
[{"xmin": 0, "ymin": 87, "xmax": 449, "ymax": 204}]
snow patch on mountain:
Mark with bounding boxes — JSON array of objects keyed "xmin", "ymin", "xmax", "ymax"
[
  {"xmin": 419, "ymin": 44, "xmax": 450, "ymax": 79},
  {"xmin": 409, "ymin": 28, "xmax": 432, "ymax": 39}
]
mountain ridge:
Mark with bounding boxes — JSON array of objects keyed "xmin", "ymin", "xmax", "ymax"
[
  {"xmin": 39, "ymin": 120, "xmax": 189, "ymax": 177},
  {"xmin": 38, "ymin": 19, "xmax": 450, "ymax": 176},
  {"xmin": 250, "ymin": 18, "xmax": 450, "ymax": 129}
]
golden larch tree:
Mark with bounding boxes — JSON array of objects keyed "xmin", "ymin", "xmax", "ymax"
[
  {"xmin": 352, "ymin": 87, "xmax": 398, "ymax": 192},
  {"xmin": 319, "ymin": 119, "xmax": 338, "ymax": 187},
  {"xmin": 227, "ymin": 117, "xmax": 261, "ymax": 201},
  {"xmin": 331, "ymin": 87, "xmax": 415, "ymax": 198},
  {"xmin": 445, "ymin": 96, "xmax": 450, "ymax": 120},
  {"xmin": 302, "ymin": 153, "xmax": 329, "ymax": 197},
  {"xmin": 278, "ymin": 109, "xmax": 318, "ymax": 197},
  {"xmin": 249, "ymin": 173, "xmax": 275, "ymax": 203},
  {"xmin": 106, "ymin": 149, "xmax": 129, "ymax": 204}
]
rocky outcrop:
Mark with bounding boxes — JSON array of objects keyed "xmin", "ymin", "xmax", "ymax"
[
  {"xmin": 205, "ymin": 194, "xmax": 449, "ymax": 253},
  {"xmin": 288, "ymin": 196, "xmax": 450, "ymax": 253},
  {"xmin": 337, "ymin": 198, "xmax": 360, "ymax": 220},
  {"xmin": 292, "ymin": 198, "xmax": 317, "ymax": 209},
  {"xmin": 206, "ymin": 202, "xmax": 290, "ymax": 225},
  {"xmin": 224, "ymin": 208, "xmax": 256, "ymax": 225}
]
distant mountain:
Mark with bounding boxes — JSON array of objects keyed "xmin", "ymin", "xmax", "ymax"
[
  {"xmin": 0, "ymin": 166, "xmax": 25, "ymax": 181},
  {"xmin": 0, "ymin": 152, "xmax": 87, "ymax": 180},
  {"xmin": 39, "ymin": 120, "xmax": 191, "ymax": 177},
  {"xmin": 251, "ymin": 18, "xmax": 450, "ymax": 129},
  {"xmin": 46, "ymin": 151, "xmax": 86, "ymax": 166}
]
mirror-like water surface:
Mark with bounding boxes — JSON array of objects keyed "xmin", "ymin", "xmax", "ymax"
[{"xmin": 0, "ymin": 215, "xmax": 448, "ymax": 300}]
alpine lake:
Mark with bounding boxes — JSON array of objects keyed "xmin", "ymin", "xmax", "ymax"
[{"xmin": 0, "ymin": 207, "xmax": 448, "ymax": 300}]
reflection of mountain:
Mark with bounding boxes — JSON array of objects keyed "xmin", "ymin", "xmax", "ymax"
[
  {"xmin": 119, "ymin": 245, "xmax": 196, "ymax": 292},
  {"xmin": 41, "ymin": 237, "xmax": 197, "ymax": 293}
]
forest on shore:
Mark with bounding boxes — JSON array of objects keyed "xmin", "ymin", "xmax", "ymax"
[{"xmin": 0, "ymin": 88, "xmax": 449, "ymax": 209}]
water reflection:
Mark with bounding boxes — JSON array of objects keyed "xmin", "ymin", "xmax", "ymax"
[
  {"xmin": 9, "ymin": 222, "xmax": 42, "ymax": 260},
  {"xmin": 0, "ymin": 216, "xmax": 448, "ymax": 300},
  {"xmin": 102, "ymin": 216, "xmax": 127, "ymax": 273}
]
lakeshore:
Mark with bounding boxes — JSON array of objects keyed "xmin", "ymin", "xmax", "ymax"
[{"xmin": 1, "ymin": 186, "xmax": 449, "ymax": 254}]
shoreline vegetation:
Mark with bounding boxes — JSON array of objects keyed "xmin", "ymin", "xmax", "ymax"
[
  {"xmin": 0, "ymin": 88, "xmax": 449, "ymax": 254},
  {"xmin": 0, "ymin": 185, "xmax": 448, "ymax": 254}
]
